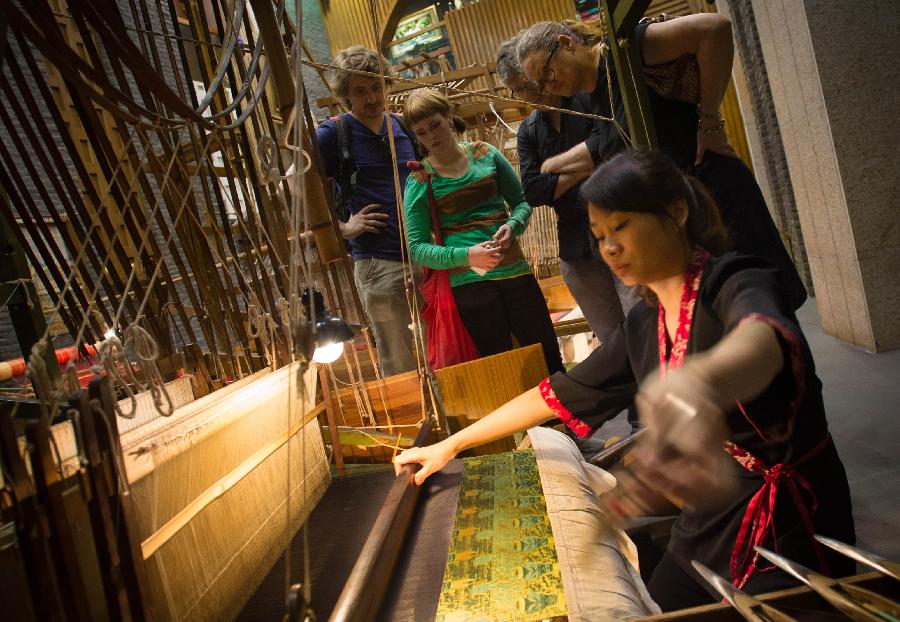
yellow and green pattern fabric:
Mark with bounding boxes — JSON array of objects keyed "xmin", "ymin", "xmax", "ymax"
[{"xmin": 435, "ymin": 450, "xmax": 566, "ymax": 621}]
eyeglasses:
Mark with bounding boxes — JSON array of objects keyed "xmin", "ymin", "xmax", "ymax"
[{"xmin": 536, "ymin": 40, "xmax": 560, "ymax": 96}]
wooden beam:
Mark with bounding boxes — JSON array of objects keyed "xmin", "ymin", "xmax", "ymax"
[
  {"xmin": 0, "ymin": 208, "xmax": 58, "ymax": 383},
  {"xmin": 390, "ymin": 45, "xmax": 452, "ymax": 72},
  {"xmin": 249, "ymin": 0, "xmax": 294, "ymax": 116},
  {"xmin": 319, "ymin": 365, "xmax": 346, "ymax": 474},
  {"xmin": 601, "ymin": 0, "xmax": 657, "ymax": 148},
  {"xmin": 553, "ymin": 317, "xmax": 592, "ymax": 338},
  {"xmin": 328, "ymin": 417, "xmax": 435, "ymax": 622},
  {"xmin": 612, "ymin": 0, "xmax": 646, "ymax": 38},
  {"xmin": 315, "ymin": 64, "xmax": 490, "ymax": 110}
]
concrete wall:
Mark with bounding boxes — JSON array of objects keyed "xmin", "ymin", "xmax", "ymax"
[
  {"xmin": 749, "ymin": 0, "xmax": 900, "ymax": 351},
  {"xmin": 719, "ymin": 0, "xmax": 812, "ymax": 291}
]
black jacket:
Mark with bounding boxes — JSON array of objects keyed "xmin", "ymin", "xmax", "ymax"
[{"xmin": 517, "ymin": 99, "xmax": 596, "ymax": 262}]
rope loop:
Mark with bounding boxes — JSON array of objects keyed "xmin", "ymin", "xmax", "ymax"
[
  {"xmin": 124, "ymin": 324, "xmax": 173, "ymax": 417},
  {"xmin": 257, "ymin": 135, "xmax": 282, "ymax": 184},
  {"xmin": 125, "ymin": 323, "xmax": 159, "ymax": 362},
  {"xmin": 27, "ymin": 339, "xmax": 65, "ymax": 420},
  {"xmin": 61, "ymin": 362, "xmax": 82, "ymax": 396},
  {"xmin": 98, "ymin": 336, "xmax": 139, "ymax": 419}
]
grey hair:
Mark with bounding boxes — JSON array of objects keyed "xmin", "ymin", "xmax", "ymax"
[
  {"xmin": 495, "ymin": 34, "xmax": 524, "ymax": 85},
  {"xmin": 516, "ymin": 21, "xmax": 586, "ymax": 70}
]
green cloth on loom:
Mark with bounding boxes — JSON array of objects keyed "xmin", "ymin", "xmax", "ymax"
[{"xmin": 435, "ymin": 450, "xmax": 567, "ymax": 621}]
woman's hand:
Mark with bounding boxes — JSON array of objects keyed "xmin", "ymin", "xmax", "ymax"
[
  {"xmin": 619, "ymin": 364, "xmax": 736, "ymax": 511},
  {"xmin": 492, "ymin": 224, "xmax": 514, "ymax": 250},
  {"xmin": 467, "ymin": 241, "xmax": 503, "ymax": 270},
  {"xmin": 393, "ymin": 440, "xmax": 458, "ymax": 485},
  {"xmin": 695, "ymin": 124, "xmax": 737, "ymax": 164}
]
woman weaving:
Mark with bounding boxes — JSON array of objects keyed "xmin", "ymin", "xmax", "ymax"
[{"xmin": 395, "ymin": 150, "xmax": 855, "ymax": 611}]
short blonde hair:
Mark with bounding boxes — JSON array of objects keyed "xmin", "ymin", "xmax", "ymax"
[
  {"xmin": 403, "ymin": 88, "xmax": 466, "ymax": 133},
  {"xmin": 331, "ymin": 45, "xmax": 394, "ymax": 100}
]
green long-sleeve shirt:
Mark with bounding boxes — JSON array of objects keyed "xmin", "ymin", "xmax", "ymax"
[{"xmin": 403, "ymin": 143, "xmax": 534, "ymax": 287}]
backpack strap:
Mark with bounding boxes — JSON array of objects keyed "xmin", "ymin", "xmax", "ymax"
[
  {"xmin": 334, "ymin": 113, "xmax": 355, "ymax": 222},
  {"xmin": 392, "ymin": 112, "xmax": 423, "ymax": 161}
]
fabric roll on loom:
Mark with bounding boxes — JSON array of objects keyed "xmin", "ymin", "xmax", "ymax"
[{"xmin": 240, "ymin": 426, "xmax": 659, "ymax": 621}]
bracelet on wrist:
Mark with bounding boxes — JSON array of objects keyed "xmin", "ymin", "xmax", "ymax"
[
  {"xmin": 698, "ymin": 118, "xmax": 725, "ymax": 133},
  {"xmin": 696, "ymin": 107, "xmax": 722, "ymax": 121}
]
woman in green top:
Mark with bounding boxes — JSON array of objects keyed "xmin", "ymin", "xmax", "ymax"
[{"xmin": 403, "ymin": 89, "xmax": 563, "ymax": 374}]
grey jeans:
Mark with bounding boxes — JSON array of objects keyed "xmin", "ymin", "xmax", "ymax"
[
  {"xmin": 559, "ymin": 255, "xmax": 641, "ymax": 340},
  {"xmin": 353, "ymin": 258, "xmax": 419, "ymax": 377}
]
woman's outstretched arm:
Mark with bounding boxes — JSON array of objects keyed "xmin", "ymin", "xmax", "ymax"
[{"xmin": 394, "ymin": 386, "xmax": 555, "ymax": 485}]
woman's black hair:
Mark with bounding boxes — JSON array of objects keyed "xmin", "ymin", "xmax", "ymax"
[{"xmin": 580, "ymin": 149, "xmax": 729, "ymax": 255}]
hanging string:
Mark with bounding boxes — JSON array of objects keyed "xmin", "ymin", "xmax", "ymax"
[
  {"xmin": 17, "ymin": 0, "xmax": 287, "ymax": 420},
  {"xmin": 91, "ymin": 398, "xmax": 132, "ymax": 499},
  {"xmin": 348, "ymin": 429, "xmax": 407, "ymax": 453},
  {"xmin": 283, "ymin": 0, "xmax": 318, "ymax": 612},
  {"xmin": 488, "ymin": 101, "xmax": 516, "ymax": 135},
  {"xmin": 24, "ymin": 123, "xmax": 159, "ymax": 356},
  {"xmin": 599, "ymin": 42, "xmax": 633, "ymax": 148},
  {"xmin": 299, "ymin": 57, "xmax": 619, "ymax": 125},
  {"xmin": 57, "ymin": 128, "xmax": 217, "ymax": 421},
  {"xmin": 97, "ymin": 336, "xmax": 141, "ymax": 419},
  {"xmin": 365, "ymin": 0, "xmax": 431, "ymax": 425},
  {"xmin": 337, "ymin": 349, "xmax": 376, "ymax": 427},
  {"xmin": 26, "ymin": 341, "xmax": 65, "ymax": 420},
  {"xmin": 70, "ymin": 128, "xmax": 219, "ymax": 406},
  {"xmin": 30, "ymin": 123, "xmax": 194, "ymax": 421}
]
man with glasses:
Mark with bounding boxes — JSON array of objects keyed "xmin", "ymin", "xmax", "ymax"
[
  {"xmin": 534, "ymin": 39, "xmax": 560, "ymax": 97},
  {"xmin": 516, "ymin": 18, "xmax": 807, "ymax": 310},
  {"xmin": 315, "ymin": 46, "xmax": 420, "ymax": 377},
  {"xmin": 496, "ymin": 36, "xmax": 637, "ymax": 344},
  {"xmin": 496, "ymin": 37, "xmax": 640, "ymax": 450}
]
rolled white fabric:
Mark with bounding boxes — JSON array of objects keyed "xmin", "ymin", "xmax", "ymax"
[{"xmin": 528, "ymin": 426, "xmax": 661, "ymax": 620}]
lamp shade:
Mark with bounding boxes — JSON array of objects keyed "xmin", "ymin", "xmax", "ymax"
[{"xmin": 301, "ymin": 288, "xmax": 354, "ymax": 363}]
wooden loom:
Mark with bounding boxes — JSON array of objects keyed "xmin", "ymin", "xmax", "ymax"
[
  {"xmin": 0, "ymin": 1, "xmax": 567, "ymax": 618},
  {"xmin": 2, "ymin": 1, "xmax": 896, "ymax": 621},
  {"xmin": 2, "ymin": 363, "xmax": 331, "ymax": 621}
]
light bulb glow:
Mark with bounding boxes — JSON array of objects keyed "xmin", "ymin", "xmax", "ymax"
[
  {"xmin": 104, "ymin": 328, "xmax": 117, "ymax": 340},
  {"xmin": 312, "ymin": 341, "xmax": 344, "ymax": 364}
]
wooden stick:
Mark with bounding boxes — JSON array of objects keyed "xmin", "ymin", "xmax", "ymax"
[
  {"xmin": 318, "ymin": 365, "xmax": 345, "ymax": 474},
  {"xmin": 329, "ymin": 416, "xmax": 434, "ymax": 622}
]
